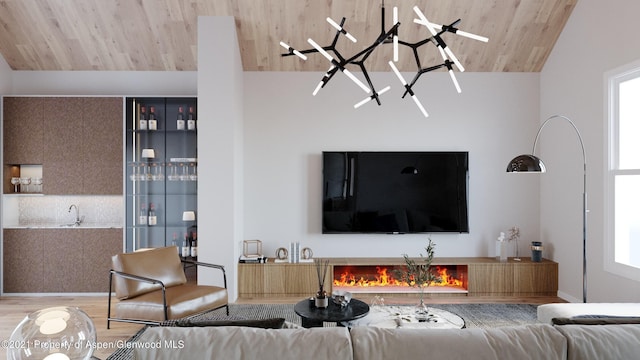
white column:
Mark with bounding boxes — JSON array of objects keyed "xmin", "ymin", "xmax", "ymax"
[{"xmin": 197, "ymin": 16, "xmax": 244, "ymax": 300}]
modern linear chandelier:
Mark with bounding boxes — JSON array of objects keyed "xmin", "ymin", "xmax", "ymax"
[{"xmin": 279, "ymin": 2, "xmax": 488, "ymax": 117}]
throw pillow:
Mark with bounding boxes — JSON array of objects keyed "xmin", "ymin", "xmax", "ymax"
[
  {"xmin": 552, "ymin": 316, "xmax": 640, "ymax": 326},
  {"xmin": 174, "ymin": 317, "xmax": 286, "ymax": 329}
]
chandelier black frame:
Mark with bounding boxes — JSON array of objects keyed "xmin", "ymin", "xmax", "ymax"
[{"xmin": 279, "ymin": 3, "xmax": 488, "ymax": 117}]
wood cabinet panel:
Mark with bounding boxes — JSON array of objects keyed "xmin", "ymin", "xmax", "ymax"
[
  {"xmin": 467, "ymin": 263, "xmax": 513, "ymax": 295},
  {"xmin": 83, "ymin": 98, "xmax": 123, "ymax": 163},
  {"xmin": 42, "ymin": 161, "xmax": 85, "ymax": 195},
  {"xmin": 2, "ymin": 97, "xmax": 44, "ymax": 164},
  {"xmin": 3, "ymin": 229, "xmax": 45, "ymax": 292},
  {"xmin": 43, "ymin": 230, "xmax": 84, "ymax": 292},
  {"xmin": 81, "ymin": 97, "xmax": 123, "ymax": 195},
  {"xmin": 81, "ymin": 229, "xmax": 123, "ymax": 292},
  {"xmin": 513, "ymin": 262, "xmax": 559, "ymax": 295},
  {"xmin": 2, "ymin": 228, "xmax": 123, "ymax": 293},
  {"xmin": 43, "ymin": 97, "xmax": 84, "ymax": 164},
  {"xmin": 239, "ymin": 263, "xmax": 320, "ymax": 296},
  {"xmin": 237, "ymin": 264, "xmax": 265, "ymax": 295}
]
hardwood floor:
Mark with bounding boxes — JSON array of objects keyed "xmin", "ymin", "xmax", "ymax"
[{"xmin": 0, "ymin": 294, "xmax": 565, "ymax": 359}]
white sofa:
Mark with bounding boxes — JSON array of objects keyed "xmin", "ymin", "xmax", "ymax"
[{"xmin": 131, "ymin": 322, "xmax": 640, "ymax": 360}]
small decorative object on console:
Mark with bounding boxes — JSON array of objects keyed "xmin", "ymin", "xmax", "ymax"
[
  {"xmin": 531, "ymin": 241, "xmax": 543, "ymax": 262},
  {"xmin": 496, "ymin": 232, "xmax": 508, "ymax": 262},
  {"xmin": 314, "ymin": 259, "xmax": 330, "ymax": 308},
  {"xmin": 275, "ymin": 247, "xmax": 288, "ymax": 262},
  {"xmin": 300, "ymin": 247, "xmax": 314, "ymax": 262},
  {"xmin": 509, "ymin": 226, "xmax": 521, "ymax": 261},
  {"xmin": 243, "ymin": 240, "xmax": 263, "ymax": 258}
]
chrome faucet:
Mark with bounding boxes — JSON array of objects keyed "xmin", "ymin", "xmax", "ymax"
[{"xmin": 68, "ymin": 204, "xmax": 82, "ymax": 226}]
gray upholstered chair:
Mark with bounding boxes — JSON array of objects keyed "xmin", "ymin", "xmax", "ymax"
[{"xmin": 107, "ymin": 246, "xmax": 228, "ymax": 328}]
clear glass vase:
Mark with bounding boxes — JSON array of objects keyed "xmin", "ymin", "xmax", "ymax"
[{"xmin": 414, "ymin": 288, "xmax": 430, "ymax": 321}]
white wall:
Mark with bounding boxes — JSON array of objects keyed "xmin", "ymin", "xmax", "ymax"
[
  {"xmin": 9, "ymin": 71, "xmax": 196, "ymax": 96},
  {"xmin": 540, "ymin": 0, "xmax": 640, "ymax": 302},
  {"xmin": 243, "ymin": 71, "xmax": 542, "ymax": 261},
  {"xmin": 0, "ymin": 54, "xmax": 11, "ymax": 94}
]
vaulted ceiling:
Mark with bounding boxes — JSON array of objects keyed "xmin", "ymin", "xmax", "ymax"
[{"xmin": 0, "ymin": 0, "xmax": 576, "ymax": 72}]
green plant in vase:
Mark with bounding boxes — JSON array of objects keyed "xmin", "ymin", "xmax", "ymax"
[{"xmin": 394, "ymin": 239, "xmax": 440, "ymax": 321}]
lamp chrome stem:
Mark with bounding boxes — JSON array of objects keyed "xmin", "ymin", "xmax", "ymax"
[{"xmin": 509, "ymin": 114, "xmax": 588, "ymax": 303}]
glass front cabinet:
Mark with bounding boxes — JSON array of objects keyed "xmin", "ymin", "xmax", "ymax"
[{"xmin": 125, "ymin": 97, "xmax": 198, "ymax": 254}]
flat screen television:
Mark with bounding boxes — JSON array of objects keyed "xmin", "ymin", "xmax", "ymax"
[{"xmin": 322, "ymin": 151, "xmax": 469, "ymax": 234}]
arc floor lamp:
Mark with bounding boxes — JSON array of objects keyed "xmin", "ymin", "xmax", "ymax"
[{"xmin": 506, "ymin": 115, "xmax": 588, "ymax": 303}]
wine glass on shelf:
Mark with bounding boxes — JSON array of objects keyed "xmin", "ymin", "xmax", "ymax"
[
  {"xmin": 153, "ymin": 163, "xmax": 164, "ymax": 181},
  {"xmin": 167, "ymin": 163, "xmax": 179, "ymax": 181},
  {"xmin": 189, "ymin": 163, "xmax": 198, "ymax": 181},
  {"xmin": 11, "ymin": 177, "xmax": 20, "ymax": 193},
  {"xmin": 179, "ymin": 163, "xmax": 189, "ymax": 181},
  {"xmin": 129, "ymin": 163, "xmax": 138, "ymax": 182},
  {"xmin": 32, "ymin": 177, "xmax": 43, "ymax": 193},
  {"xmin": 20, "ymin": 177, "xmax": 31, "ymax": 193},
  {"xmin": 141, "ymin": 163, "xmax": 150, "ymax": 181}
]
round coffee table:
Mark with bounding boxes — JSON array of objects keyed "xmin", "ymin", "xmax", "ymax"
[
  {"xmin": 344, "ymin": 305, "xmax": 465, "ymax": 329},
  {"xmin": 294, "ymin": 298, "xmax": 370, "ymax": 328}
]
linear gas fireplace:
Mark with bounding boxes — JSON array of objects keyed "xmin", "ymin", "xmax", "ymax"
[{"xmin": 333, "ymin": 264, "xmax": 468, "ymax": 294}]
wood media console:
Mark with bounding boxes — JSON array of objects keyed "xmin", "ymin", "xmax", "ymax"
[{"xmin": 237, "ymin": 257, "xmax": 558, "ymax": 298}]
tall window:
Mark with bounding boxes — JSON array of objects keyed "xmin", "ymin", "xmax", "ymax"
[{"xmin": 606, "ymin": 61, "xmax": 640, "ymax": 280}]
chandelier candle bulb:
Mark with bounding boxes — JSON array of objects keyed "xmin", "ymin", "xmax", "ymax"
[
  {"xmin": 354, "ymin": 86, "xmax": 391, "ymax": 109},
  {"xmin": 326, "ymin": 17, "xmax": 357, "ymax": 43},
  {"xmin": 279, "ymin": 41, "xmax": 307, "ymax": 60},
  {"xmin": 413, "ymin": 20, "xmax": 490, "ymax": 43},
  {"xmin": 449, "ymin": 69, "xmax": 462, "ymax": 93},
  {"xmin": 343, "ymin": 69, "xmax": 371, "ymax": 93},
  {"xmin": 393, "ymin": 7, "xmax": 399, "ymax": 62},
  {"xmin": 312, "ymin": 80, "xmax": 324, "ymax": 96}
]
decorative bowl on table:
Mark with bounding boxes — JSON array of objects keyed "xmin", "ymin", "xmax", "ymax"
[{"xmin": 332, "ymin": 290, "xmax": 352, "ymax": 307}]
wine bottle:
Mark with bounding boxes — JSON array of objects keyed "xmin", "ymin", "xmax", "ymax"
[
  {"xmin": 172, "ymin": 232, "xmax": 179, "ymax": 253},
  {"xmin": 190, "ymin": 232, "xmax": 198, "ymax": 257},
  {"xmin": 148, "ymin": 106, "xmax": 158, "ymax": 130},
  {"xmin": 139, "ymin": 203, "xmax": 147, "ymax": 225},
  {"xmin": 187, "ymin": 106, "xmax": 196, "ymax": 130},
  {"xmin": 139, "ymin": 105, "xmax": 148, "ymax": 130},
  {"xmin": 148, "ymin": 203, "xmax": 157, "ymax": 225},
  {"xmin": 182, "ymin": 232, "xmax": 190, "ymax": 257},
  {"xmin": 176, "ymin": 106, "xmax": 185, "ymax": 130}
]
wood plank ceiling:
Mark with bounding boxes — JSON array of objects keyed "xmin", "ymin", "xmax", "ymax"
[{"xmin": 0, "ymin": 0, "xmax": 577, "ymax": 72}]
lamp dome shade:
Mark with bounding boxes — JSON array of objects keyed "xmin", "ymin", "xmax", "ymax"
[
  {"xmin": 8, "ymin": 306, "xmax": 96, "ymax": 360},
  {"xmin": 506, "ymin": 154, "xmax": 546, "ymax": 173}
]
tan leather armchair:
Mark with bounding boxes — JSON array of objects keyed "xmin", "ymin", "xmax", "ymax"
[{"xmin": 107, "ymin": 246, "xmax": 228, "ymax": 328}]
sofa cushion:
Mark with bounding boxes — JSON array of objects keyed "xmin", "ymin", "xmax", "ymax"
[
  {"xmin": 174, "ymin": 317, "xmax": 286, "ymax": 329},
  {"xmin": 112, "ymin": 246, "xmax": 187, "ymax": 299},
  {"xmin": 132, "ymin": 326, "xmax": 353, "ymax": 360},
  {"xmin": 537, "ymin": 303, "xmax": 640, "ymax": 324},
  {"xmin": 554, "ymin": 324, "xmax": 640, "ymax": 360},
  {"xmin": 350, "ymin": 324, "xmax": 566, "ymax": 360}
]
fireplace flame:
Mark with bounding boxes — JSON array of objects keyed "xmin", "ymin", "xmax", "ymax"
[{"xmin": 333, "ymin": 266, "xmax": 464, "ymax": 288}]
